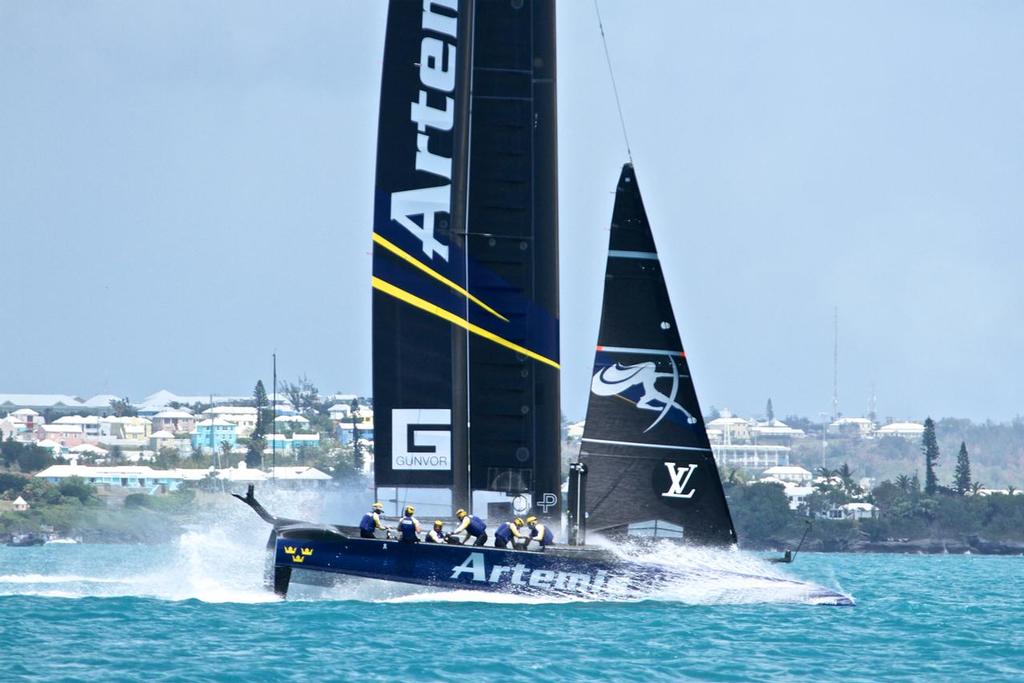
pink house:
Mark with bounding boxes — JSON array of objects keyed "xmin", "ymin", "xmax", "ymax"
[{"xmin": 35, "ymin": 424, "xmax": 84, "ymax": 447}]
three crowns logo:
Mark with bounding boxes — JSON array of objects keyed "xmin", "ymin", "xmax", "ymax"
[{"xmin": 283, "ymin": 546, "xmax": 314, "ymax": 563}]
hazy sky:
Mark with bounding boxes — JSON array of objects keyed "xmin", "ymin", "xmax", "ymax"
[{"xmin": 2, "ymin": 1, "xmax": 1022, "ymax": 421}]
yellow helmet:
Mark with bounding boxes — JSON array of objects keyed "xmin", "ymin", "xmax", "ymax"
[
  {"xmin": 513, "ymin": 517, "xmax": 524, "ymax": 527},
  {"xmin": 455, "ymin": 509, "xmax": 467, "ymax": 518},
  {"xmin": 372, "ymin": 502, "xmax": 384, "ymax": 511},
  {"xmin": 404, "ymin": 505, "xmax": 415, "ymax": 516},
  {"xmin": 433, "ymin": 519, "xmax": 443, "ymax": 528},
  {"xmin": 526, "ymin": 515, "xmax": 538, "ymax": 525}
]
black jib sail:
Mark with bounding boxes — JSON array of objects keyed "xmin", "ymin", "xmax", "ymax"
[
  {"xmin": 578, "ymin": 164, "xmax": 737, "ymax": 546},
  {"xmin": 371, "ymin": 0, "xmax": 560, "ymax": 522}
]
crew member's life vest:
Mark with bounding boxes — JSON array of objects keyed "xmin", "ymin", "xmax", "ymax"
[
  {"xmin": 531, "ymin": 524, "xmax": 554, "ymax": 546},
  {"xmin": 466, "ymin": 515, "xmax": 486, "ymax": 536},
  {"xmin": 495, "ymin": 522, "xmax": 513, "ymax": 543},
  {"xmin": 359, "ymin": 512, "xmax": 377, "ymax": 534},
  {"xmin": 398, "ymin": 515, "xmax": 419, "ymax": 542}
]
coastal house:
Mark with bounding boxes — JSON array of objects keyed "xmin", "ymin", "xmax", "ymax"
[
  {"xmin": 0, "ymin": 395, "xmax": 83, "ymax": 416},
  {"xmin": 760, "ymin": 466, "xmax": 813, "ymax": 486},
  {"xmin": 13, "ymin": 496, "xmax": 29, "ymax": 511},
  {"xmin": 191, "ymin": 418, "xmax": 238, "ymax": 452},
  {"xmin": 0, "ymin": 416, "xmax": 30, "ymax": 440},
  {"xmin": 706, "ymin": 410, "xmax": 752, "ymax": 444},
  {"xmin": 274, "ymin": 414, "xmax": 310, "ymax": 429},
  {"xmin": 204, "ymin": 406, "xmax": 258, "ymax": 437},
  {"xmin": 876, "ymin": 421, "xmax": 925, "ymax": 440},
  {"xmin": 337, "ymin": 419, "xmax": 375, "ymax": 446},
  {"xmin": 35, "ymin": 463, "xmax": 185, "ymax": 493},
  {"xmin": 9, "ymin": 407, "xmax": 44, "ymax": 430},
  {"xmin": 34, "ymin": 423, "xmax": 84, "ymax": 447},
  {"xmin": 750, "ymin": 419, "xmax": 806, "ymax": 445},
  {"xmin": 53, "ymin": 415, "xmax": 101, "ymax": 439},
  {"xmin": 328, "ymin": 403, "xmax": 352, "ymax": 422},
  {"xmin": 150, "ymin": 409, "xmax": 196, "ymax": 434},
  {"xmin": 711, "ymin": 444, "xmax": 789, "ymax": 471},
  {"xmin": 828, "ymin": 417, "xmax": 876, "ymax": 438}
]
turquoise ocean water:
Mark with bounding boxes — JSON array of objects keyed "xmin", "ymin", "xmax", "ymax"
[{"xmin": 2, "ymin": 533, "xmax": 1021, "ymax": 682}]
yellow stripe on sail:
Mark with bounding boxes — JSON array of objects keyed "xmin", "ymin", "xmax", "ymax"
[
  {"xmin": 372, "ymin": 276, "xmax": 560, "ymax": 370},
  {"xmin": 372, "ymin": 233, "xmax": 508, "ymax": 322}
]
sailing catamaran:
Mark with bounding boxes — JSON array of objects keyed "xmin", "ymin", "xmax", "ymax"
[{"xmin": 236, "ymin": 0, "xmax": 853, "ymax": 606}]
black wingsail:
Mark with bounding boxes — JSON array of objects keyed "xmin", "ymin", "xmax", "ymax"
[
  {"xmin": 464, "ymin": 1, "xmax": 561, "ymax": 521},
  {"xmin": 371, "ymin": 0, "xmax": 472, "ymax": 518},
  {"xmin": 578, "ymin": 164, "xmax": 737, "ymax": 546},
  {"xmin": 371, "ymin": 0, "xmax": 560, "ymax": 522}
]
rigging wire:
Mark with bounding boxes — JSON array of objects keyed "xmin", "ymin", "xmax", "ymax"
[{"xmin": 593, "ymin": 0, "xmax": 633, "ymax": 164}]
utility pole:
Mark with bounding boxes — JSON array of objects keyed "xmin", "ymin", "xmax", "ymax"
[
  {"xmin": 832, "ymin": 306, "xmax": 839, "ymax": 420},
  {"xmin": 272, "ymin": 352, "xmax": 277, "ymax": 480}
]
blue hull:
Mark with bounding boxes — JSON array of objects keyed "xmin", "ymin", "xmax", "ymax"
[{"xmin": 272, "ymin": 525, "xmax": 854, "ymax": 605}]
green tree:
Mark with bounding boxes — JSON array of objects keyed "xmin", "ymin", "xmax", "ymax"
[
  {"xmin": 895, "ymin": 474, "xmax": 912, "ymax": 493},
  {"xmin": 57, "ymin": 477, "xmax": 97, "ymax": 504},
  {"xmin": 109, "ymin": 397, "xmax": 137, "ymax": 417},
  {"xmin": 253, "ymin": 380, "xmax": 269, "ymax": 438},
  {"xmin": 922, "ymin": 417, "xmax": 940, "ymax": 496},
  {"xmin": 766, "ymin": 398, "xmax": 774, "ymax": 422},
  {"xmin": 728, "ymin": 482, "xmax": 794, "ymax": 543},
  {"xmin": 246, "ymin": 437, "xmax": 265, "ymax": 469},
  {"xmin": 953, "ymin": 441, "xmax": 972, "ymax": 495},
  {"xmin": 280, "ymin": 375, "xmax": 319, "ymax": 414}
]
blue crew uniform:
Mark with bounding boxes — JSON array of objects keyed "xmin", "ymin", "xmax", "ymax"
[
  {"xmin": 527, "ymin": 519, "xmax": 554, "ymax": 550},
  {"xmin": 493, "ymin": 520, "xmax": 525, "ymax": 549},
  {"xmin": 359, "ymin": 508, "xmax": 386, "ymax": 539},
  {"xmin": 453, "ymin": 511, "xmax": 489, "ymax": 547},
  {"xmin": 397, "ymin": 514, "xmax": 420, "ymax": 543}
]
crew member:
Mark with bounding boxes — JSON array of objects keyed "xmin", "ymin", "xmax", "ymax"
[
  {"xmin": 397, "ymin": 505, "xmax": 421, "ymax": 543},
  {"xmin": 425, "ymin": 520, "xmax": 446, "ymax": 544},
  {"xmin": 452, "ymin": 509, "xmax": 488, "ymax": 546},
  {"xmin": 526, "ymin": 515, "xmax": 554, "ymax": 550},
  {"xmin": 359, "ymin": 502, "xmax": 388, "ymax": 539},
  {"xmin": 493, "ymin": 517, "xmax": 526, "ymax": 550}
]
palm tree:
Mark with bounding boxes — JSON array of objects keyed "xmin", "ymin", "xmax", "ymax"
[
  {"xmin": 837, "ymin": 463, "xmax": 860, "ymax": 495},
  {"xmin": 1008, "ymin": 485, "xmax": 1017, "ymax": 496},
  {"xmin": 895, "ymin": 474, "xmax": 912, "ymax": 493},
  {"xmin": 969, "ymin": 481, "xmax": 984, "ymax": 496}
]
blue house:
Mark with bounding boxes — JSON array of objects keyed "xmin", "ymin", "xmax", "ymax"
[{"xmin": 191, "ymin": 418, "xmax": 237, "ymax": 452}]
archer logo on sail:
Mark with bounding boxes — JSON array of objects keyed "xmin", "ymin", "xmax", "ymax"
[
  {"xmin": 662, "ymin": 462, "xmax": 698, "ymax": 499},
  {"xmin": 389, "ymin": 0, "xmax": 459, "ymax": 262},
  {"xmin": 590, "ymin": 356, "xmax": 697, "ymax": 432}
]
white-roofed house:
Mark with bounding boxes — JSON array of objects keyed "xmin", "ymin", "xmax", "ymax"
[
  {"xmin": 761, "ymin": 466, "xmax": 813, "ymax": 486},
  {"xmin": 204, "ymin": 406, "xmax": 258, "ymax": 437},
  {"xmin": 828, "ymin": 417, "xmax": 876, "ymax": 438},
  {"xmin": 151, "ymin": 409, "xmax": 196, "ymax": 435},
  {"xmin": 706, "ymin": 410, "xmax": 753, "ymax": 444},
  {"xmin": 876, "ymin": 421, "xmax": 925, "ymax": 440},
  {"xmin": 35, "ymin": 423, "xmax": 84, "ymax": 447},
  {"xmin": 191, "ymin": 418, "xmax": 238, "ymax": 452},
  {"xmin": 53, "ymin": 415, "xmax": 101, "ymax": 439},
  {"xmin": 328, "ymin": 403, "xmax": 352, "ymax": 422},
  {"xmin": 0, "ymin": 395, "xmax": 83, "ymax": 416}
]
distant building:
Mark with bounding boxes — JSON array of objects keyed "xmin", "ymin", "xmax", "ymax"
[
  {"xmin": 828, "ymin": 417, "xmax": 875, "ymax": 438},
  {"xmin": 150, "ymin": 409, "xmax": 196, "ymax": 435},
  {"xmin": 876, "ymin": 421, "xmax": 924, "ymax": 440},
  {"xmin": 712, "ymin": 444, "xmax": 790, "ymax": 470},
  {"xmin": 34, "ymin": 423, "xmax": 84, "ymax": 447},
  {"xmin": 327, "ymin": 404, "xmax": 352, "ymax": 422},
  {"xmin": 706, "ymin": 411, "xmax": 752, "ymax": 444},
  {"xmin": 53, "ymin": 415, "xmax": 101, "ymax": 439},
  {"xmin": 761, "ymin": 465, "xmax": 812, "ymax": 486},
  {"xmin": 12, "ymin": 496, "xmax": 29, "ymax": 512},
  {"xmin": 0, "ymin": 395, "xmax": 83, "ymax": 416},
  {"xmin": 750, "ymin": 419, "xmax": 806, "ymax": 446},
  {"xmin": 191, "ymin": 418, "xmax": 238, "ymax": 452},
  {"xmin": 204, "ymin": 406, "xmax": 258, "ymax": 437}
]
